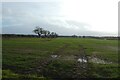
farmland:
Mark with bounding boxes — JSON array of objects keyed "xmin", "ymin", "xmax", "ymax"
[{"xmin": 2, "ymin": 37, "xmax": 119, "ymax": 79}]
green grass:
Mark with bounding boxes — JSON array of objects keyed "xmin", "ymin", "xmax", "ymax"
[
  {"xmin": 2, "ymin": 37, "xmax": 119, "ymax": 79},
  {"xmin": 2, "ymin": 69, "xmax": 50, "ymax": 79}
]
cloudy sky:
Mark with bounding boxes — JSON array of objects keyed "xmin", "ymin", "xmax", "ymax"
[{"xmin": 1, "ymin": 0, "xmax": 119, "ymax": 36}]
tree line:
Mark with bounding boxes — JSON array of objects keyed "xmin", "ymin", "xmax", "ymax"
[{"xmin": 33, "ymin": 26, "xmax": 58, "ymax": 38}]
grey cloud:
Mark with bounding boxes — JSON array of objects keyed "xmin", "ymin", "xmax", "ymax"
[
  {"xmin": 2, "ymin": 12, "xmax": 112, "ymax": 36},
  {"xmin": 2, "ymin": 2, "xmax": 115, "ymax": 36}
]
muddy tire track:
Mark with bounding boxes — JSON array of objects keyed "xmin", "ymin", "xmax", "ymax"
[
  {"xmin": 31, "ymin": 44, "xmax": 70, "ymax": 75},
  {"xmin": 52, "ymin": 43, "xmax": 70, "ymax": 55},
  {"xmin": 24, "ymin": 44, "xmax": 93, "ymax": 78},
  {"xmin": 72, "ymin": 45, "xmax": 90, "ymax": 78}
]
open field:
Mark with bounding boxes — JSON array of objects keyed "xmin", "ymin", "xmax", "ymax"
[{"xmin": 2, "ymin": 38, "xmax": 119, "ymax": 79}]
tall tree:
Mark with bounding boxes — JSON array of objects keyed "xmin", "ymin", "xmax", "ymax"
[
  {"xmin": 42, "ymin": 30, "xmax": 48, "ymax": 37},
  {"xmin": 46, "ymin": 31, "xmax": 50, "ymax": 37},
  {"xmin": 33, "ymin": 26, "xmax": 43, "ymax": 37},
  {"xmin": 54, "ymin": 33, "xmax": 58, "ymax": 38},
  {"xmin": 33, "ymin": 27, "xmax": 58, "ymax": 38},
  {"xmin": 51, "ymin": 32, "xmax": 56, "ymax": 38}
]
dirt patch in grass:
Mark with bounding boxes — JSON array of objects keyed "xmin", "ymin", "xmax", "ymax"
[
  {"xmin": 60, "ymin": 55, "xmax": 75, "ymax": 60},
  {"xmin": 90, "ymin": 51, "xmax": 117, "ymax": 64},
  {"xmin": 52, "ymin": 44, "xmax": 70, "ymax": 55},
  {"xmin": 97, "ymin": 46, "xmax": 118, "ymax": 51},
  {"xmin": 106, "ymin": 46, "xmax": 118, "ymax": 51}
]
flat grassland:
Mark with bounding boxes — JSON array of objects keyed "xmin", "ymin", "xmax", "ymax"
[{"xmin": 2, "ymin": 38, "xmax": 119, "ymax": 79}]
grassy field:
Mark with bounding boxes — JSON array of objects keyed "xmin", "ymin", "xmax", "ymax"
[{"xmin": 2, "ymin": 37, "xmax": 119, "ymax": 79}]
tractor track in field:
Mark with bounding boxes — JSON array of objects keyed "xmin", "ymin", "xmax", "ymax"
[
  {"xmin": 33, "ymin": 44, "xmax": 91, "ymax": 78},
  {"xmin": 4, "ymin": 44, "xmax": 70, "ymax": 75},
  {"xmin": 32, "ymin": 44, "xmax": 70, "ymax": 74},
  {"xmin": 53, "ymin": 43, "xmax": 70, "ymax": 55},
  {"xmin": 72, "ymin": 45, "xmax": 90, "ymax": 78}
]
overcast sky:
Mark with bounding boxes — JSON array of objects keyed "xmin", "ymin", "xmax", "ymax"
[{"xmin": 1, "ymin": 0, "xmax": 119, "ymax": 36}]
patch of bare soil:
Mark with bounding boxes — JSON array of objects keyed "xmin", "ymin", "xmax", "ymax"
[
  {"xmin": 54, "ymin": 44, "xmax": 69, "ymax": 54},
  {"xmin": 98, "ymin": 46, "xmax": 118, "ymax": 51},
  {"xmin": 60, "ymin": 55, "xmax": 75, "ymax": 60},
  {"xmin": 72, "ymin": 45, "xmax": 90, "ymax": 78},
  {"xmin": 91, "ymin": 51, "xmax": 115, "ymax": 64},
  {"xmin": 106, "ymin": 46, "xmax": 118, "ymax": 51}
]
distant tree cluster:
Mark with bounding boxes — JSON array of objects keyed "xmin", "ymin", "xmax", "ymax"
[
  {"xmin": 2, "ymin": 34, "xmax": 38, "ymax": 38},
  {"xmin": 72, "ymin": 35, "xmax": 78, "ymax": 38},
  {"xmin": 33, "ymin": 26, "xmax": 58, "ymax": 38}
]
